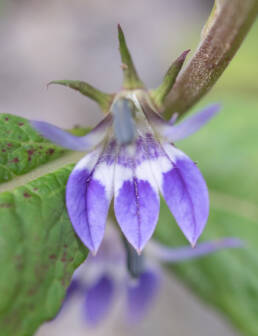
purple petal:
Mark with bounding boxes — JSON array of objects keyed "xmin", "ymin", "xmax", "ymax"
[
  {"xmin": 66, "ymin": 143, "xmax": 115, "ymax": 254},
  {"xmin": 162, "ymin": 104, "xmax": 220, "ymax": 142},
  {"xmin": 115, "ymin": 179, "xmax": 159, "ymax": 253},
  {"xmin": 127, "ymin": 270, "xmax": 160, "ymax": 324},
  {"xmin": 84, "ymin": 274, "xmax": 115, "ymax": 326},
  {"xmin": 142, "ymin": 100, "xmax": 219, "ymax": 143},
  {"xmin": 30, "ymin": 114, "xmax": 112, "ymax": 151},
  {"xmin": 161, "ymin": 144, "xmax": 209, "ymax": 246},
  {"xmin": 147, "ymin": 238, "xmax": 244, "ymax": 262},
  {"xmin": 114, "ymin": 143, "xmax": 159, "ymax": 252},
  {"xmin": 65, "ymin": 279, "xmax": 82, "ymax": 301}
]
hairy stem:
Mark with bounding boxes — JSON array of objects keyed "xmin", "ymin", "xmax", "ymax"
[{"xmin": 163, "ymin": 0, "xmax": 258, "ymax": 119}]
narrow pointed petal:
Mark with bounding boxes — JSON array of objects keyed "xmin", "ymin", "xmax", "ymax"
[
  {"xmin": 147, "ymin": 238, "xmax": 244, "ymax": 263},
  {"xmin": 31, "ymin": 114, "xmax": 112, "ymax": 151},
  {"xmin": 84, "ymin": 275, "xmax": 115, "ymax": 326},
  {"xmin": 127, "ymin": 270, "xmax": 160, "ymax": 323},
  {"xmin": 142, "ymin": 100, "xmax": 219, "ymax": 143},
  {"xmin": 160, "ymin": 144, "xmax": 209, "ymax": 246},
  {"xmin": 162, "ymin": 104, "xmax": 220, "ymax": 142},
  {"xmin": 66, "ymin": 142, "xmax": 115, "ymax": 253},
  {"xmin": 114, "ymin": 140, "xmax": 160, "ymax": 252}
]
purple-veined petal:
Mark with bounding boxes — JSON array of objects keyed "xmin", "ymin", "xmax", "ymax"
[
  {"xmin": 114, "ymin": 139, "xmax": 160, "ymax": 253},
  {"xmin": 146, "ymin": 140, "xmax": 209, "ymax": 247},
  {"xmin": 66, "ymin": 141, "xmax": 115, "ymax": 254},
  {"xmin": 126, "ymin": 270, "xmax": 160, "ymax": 324},
  {"xmin": 147, "ymin": 238, "xmax": 244, "ymax": 263},
  {"xmin": 160, "ymin": 144, "xmax": 209, "ymax": 246},
  {"xmin": 83, "ymin": 274, "xmax": 115, "ymax": 326},
  {"xmin": 30, "ymin": 113, "xmax": 112, "ymax": 151},
  {"xmin": 162, "ymin": 104, "xmax": 220, "ymax": 142}
]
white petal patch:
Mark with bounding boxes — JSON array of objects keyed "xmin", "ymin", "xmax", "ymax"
[
  {"xmin": 94, "ymin": 161, "xmax": 115, "ymax": 200},
  {"xmin": 135, "ymin": 160, "xmax": 160, "ymax": 193},
  {"xmin": 114, "ymin": 164, "xmax": 133, "ymax": 198},
  {"xmin": 73, "ymin": 145, "xmax": 103, "ymax": 172},
  {"xmin": 161, "ymin": 142, "xmax": 187, "ymax": 163},
  {"xmin": 146, "ymin": 156, "xmax": 172, "ymax": 188}
]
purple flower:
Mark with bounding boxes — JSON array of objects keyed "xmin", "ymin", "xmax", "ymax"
[
  {"xmin": 60, "ymin": 227, "xmax": 242, "ymax": 325},
  {"xmin": 31, "ymin": 91, "xmax": 220, "ymax": 254}
]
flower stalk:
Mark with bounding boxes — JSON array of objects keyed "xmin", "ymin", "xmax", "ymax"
[{"xmin": 163, "ymin": 0, "xmax": 258, "ymax": 119}]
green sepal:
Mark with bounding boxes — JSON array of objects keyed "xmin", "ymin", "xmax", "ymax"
[
  {"xmin": 150, "ymin": 50, "xmax": 190, "ymax": 108},
  {"xmin": 118, "ymin": 24, "xmax": 144, "ymax": 90},
  {"xmin": 48, "ymin": 80, "xmax": 114, "ymax": 112}
]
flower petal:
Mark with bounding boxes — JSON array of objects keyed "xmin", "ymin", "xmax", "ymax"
[
  {"xmin": 147, "ymin": 238, "xmax": 244, "ymax": 262},
  {"xmin": 146, "ymin": 140, "xmax": 209, "ymax": 246},
  {"xmin": 142, "ymin": 100, "xmax": 219, "ymax": 143},
  {"xmin": 126, "ymin": 270, "xmax": 160, "ymax": 324},
  {"xmin": 114, "ymin": 140, "xmax": 160, "ymax": 253},
  {"xmin": 66, "ymin": 141, "xmax": 115, "ymax": 254},
  {"xmin": 163, "ymin": 104, "xmax": 220, "ymax": 142},
  {"xmin": 30, "ymin": 114, "xmax": 112, "ymax": 151},
  {"xmin": 160, "ymin": 144, "xmax": 209, "ymax": 246},
  {"xmin": 83, "ymin": 274, "xmax": 115, "ymax": 326}
]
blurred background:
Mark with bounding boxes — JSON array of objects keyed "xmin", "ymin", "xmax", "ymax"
[{"xmin": 0, "ymin": 0, "xmax": 257, "ymax": 335}]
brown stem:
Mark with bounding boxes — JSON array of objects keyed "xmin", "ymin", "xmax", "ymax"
[{"xmin": 163, "ymin": 0, "xmax": 258, "ymax": 119}]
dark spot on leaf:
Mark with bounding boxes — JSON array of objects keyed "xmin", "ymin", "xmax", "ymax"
[
  {"xmin": 33, "ymin": 187, "xmax": 39, "ymax": 191},
  {"xmin": 49, "ymin": 254, "xmax": 57, "ymax": 260},
  {"xmin": 18, "ymin": 122, "xmax": 24, "ymax": 126},
  {"xmin": 2, "ymin": 149, "xmax": 6, "ymax": 152},
  {"xmin": 61, "ymin": 251, "xmax": 67, "ymax": 262},
  {"xmin": 69, "ymin": 257, "xmax": 74, "ymax": 262},
  {"xmin": 27, "ymin": 149, "xmax": 35, "ymax": 161},
  {"xmin": 46, "ymin": 148, "xmax": 55, "ymax": 155},
  {"xmin": 39, "ymin": 146, "xmax": 43, "ymax": 149},
  {"xmin": 27, "ymin": 288, "xmax": 37, "ymax": 296},
  {"xmin": 0, "ymin": 203, "xmax": 13, "ymax": 208},
  {"xmin": 4, "ymin": 117, "xmax": 9, "ymax": 121},
  {"xmin": 23, "ymin": 192, "xmax": 31, "ymax": 198},
  {"xmin": 64, "ymin": 244, "xmax": 68, "ymax": 248},
  {"xmin": 7, "ymin": 143, "xmax": 13, "ymax": 147},
  {"xmin": 10, "ymin": 157, "xmax": 19, "ymax": 163}
]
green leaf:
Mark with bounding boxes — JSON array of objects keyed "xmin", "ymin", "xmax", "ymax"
[
  {"xmin": 0, "ymin": 114, "xmax": 89, "ymax": 335},
  {"xmin": 0, "ymin": 114, "xmax": 67, "ymax": 184},
  {"xmin": 155, "ymin": 94, "xmax": 258, "ymax": 336},
  {"xmin": 0, "ymin": 164, "xmax": 88, "ymax": 336}
]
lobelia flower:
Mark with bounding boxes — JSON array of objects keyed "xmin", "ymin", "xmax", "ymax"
[
  {"xmin": 31, "ymin": 25, "xmax": 220, "ymax": 254},
  {"xmin": 60, "ymin": 226, "xmax": 242, "ymax": 326}
]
